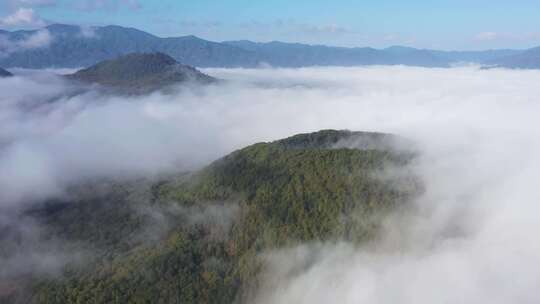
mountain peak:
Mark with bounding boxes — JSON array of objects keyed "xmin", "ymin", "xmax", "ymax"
[
  {"xmin": 72, "ymin": 52, "xmax": 178, "ymax": 79},
  {"xmin": 68, "ymin": 52, "xmax": 215, "ymax": 94},
  {"xmin": 179, "ymin": 35, "xmax": 200, "ymax": 40},
  {"xmin": 275, "ymin": 129, "xmax": 404, "ymax": 151},
  {"xmin": 112, "ymin": 52, "xmax": 178, "ymax": 67}
]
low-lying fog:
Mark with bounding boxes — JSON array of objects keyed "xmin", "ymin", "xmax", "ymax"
[{"xmin": 1, "ymin": 66, "xmax": 540, "ymax": 302}]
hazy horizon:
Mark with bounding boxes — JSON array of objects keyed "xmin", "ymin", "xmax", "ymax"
[
  {"xmin": 1, "ymin": 1, "xmax": 540, "ymax": 51},
  {"xmin": 1, "ymin": 22, "xmax": 534, "ymax": 53}
]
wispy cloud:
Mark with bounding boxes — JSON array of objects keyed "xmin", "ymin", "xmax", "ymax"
[
  {"xmin": 74, "ymin": 0, "xmax": 142, "ymax": 11},
  {"xmin": 0, "ymin": 7, "xmax": 46, "ymax": 28},
  {"xmin": 175, "ymin": 20, "xmax": 223, "ymax": 29},
  {"xmin": 255, "ymin": 20, "xmax": 358, "ymax": 37},
  {"xmin": 2, "ymin": 66, "xmax": 540, "ymax": 302},
  {"xmin": 78, "ymin": 25, "xmax": 98, "ymax": 38},
  {"xmin": 3, "ymin": 66, "xmax": 540, "ymax": 303},
  {"xmin": 474, "ymin": 32, "xmax": 497, "ymax": 41},
  {"xmin": 474, "ymin": 31, "xmax": 540, "ymax": 43},
  {"xmin": 6, "ymin": 0, "xmax": 57, "ymax": 9},
  {"xmin": 294, "ymin": 23, "xmax": 354, "ymax": 36},
  {"xmin": 0, "ymin": 29, "xmax": 52, "ymax": 56},
  {"xmin": 162, "ymin": 18, "xmax": 359, "ymax": 38}
]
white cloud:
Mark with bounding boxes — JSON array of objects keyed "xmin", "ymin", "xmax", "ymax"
[
  {"xmin": 78, "ymin": 25, "xmax": 97, "ymax": 38},
  {"xmin": 75, "ymin": 0, "xmax": 141, "ymax": 11},
  {"xmin": 474, "ymin": 31, "xmax": 499, "ymax": 41},
  {"xmin": 302, "ymin": 23, "xmax": 352, "ymax": 35},
  {"xmin": 474, "ymin": 31, "xmax": 540, "ymax": 44},
  {"xmin": 2, "ymin": 66, "xmax": 540, "ymax": 303},
  {"xmin": 8, "ymin": 0, "xmax": 56, "ymax": 8},
  {"xmin": 18, "ymin": 28, "xmax": 51, "ymax": 47},
  {"xmin": 0, "ymin": 29, "xmax": 52, "ymax": 56},
  {"xmin": 0, "ymin": 8, "xmax": 45, "ymax": 28},
  {"xmin": 258, "ymin": 20, "xmax": 357, "ymax": 37}
]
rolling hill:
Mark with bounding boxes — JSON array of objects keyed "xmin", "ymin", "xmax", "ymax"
[
  {"xmin": 67, "ymin": 52, "xmax": 216, "ymax": 94},
  {"xmin": 1, "ymin": 130, "xmax": 419, "ymax": 303}
]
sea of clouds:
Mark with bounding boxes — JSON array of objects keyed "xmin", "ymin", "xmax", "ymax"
[{"xmin": 1, "ymin": 65, "xmax": 540, "ymax": 302}]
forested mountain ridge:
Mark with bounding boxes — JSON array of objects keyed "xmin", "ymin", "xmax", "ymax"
[
  {"xmin": 486, "ymin": 46, "xmax": 540, "ymax": 69},
  {"xmin": 1, "ymin": 130, "xmax": 420, "ymax": 303},
  {"xmin": 1, "ymin": 23, "xmax": 537, "ymax": 69},
  {"xmin": 0, "ymin": 24, "xmax": 261, "ymax": 69}
]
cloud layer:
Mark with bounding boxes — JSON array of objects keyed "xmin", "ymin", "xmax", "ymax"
[
  {"xmin": 0, "ymin": 8, "xmax": 46, "ymax": 28},
  {"xmin": 1, "ymin": 66, "xmax": 540, "ymax": 302}
]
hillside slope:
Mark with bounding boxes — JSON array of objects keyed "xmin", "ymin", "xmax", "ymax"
[
  {"xmin": 1, "ymin": 130, "xmax": 419, "ymax": 303},
  {"xmin": 67, "ymin": 52, "xmax": 215, "ymax": 94}
]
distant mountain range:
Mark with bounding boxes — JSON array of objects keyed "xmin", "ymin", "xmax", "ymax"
[
  {"xmin": 223, "ymin": 41, "xmax": 521, "ymax": 68},
  {"xmin": 67, "ymin": 52, "xmax": 215, "ymax": 95},
  {"xmin": 0, "ymin": 24, "xmax": 538, "ymax": 69},
  {"xmin": 1, "ymin": 24, "xmax": 259, "ymax": 69},
  {"xmin": 484, "ymin": 46, "xmax": 540, "ymax": 69}
]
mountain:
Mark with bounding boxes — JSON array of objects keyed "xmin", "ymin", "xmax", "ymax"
[
  {"xmin": 382, "ymin": 46, "xmax": 451, "ymax": 67},
  {"xmin": 1, "ymin": 130, "xmax": 419, "ymax": 303},
  {"xmin": 485, "ymin": 46, "xmax": 540, "ymax": 69},
  {"xmin": 0, "ymin": 23, "xmax": 535, "ymax": 69},
  {"xmin": 0, "ymin": 68, "xmax": 12, "ymax": 77},
  {"xmin": 225, "ymin": 41, "xmax": 452, "ymax": 67},
  {"xmin": 67, "ymin": 52, "xmax": 216, "ymax": 94},
  {"xmin": 226, "ymin": 42, "xmax": 525, "ymax": 68},
  {"xmin": 224, "ymin": 40, "xmax": 393, "ymax": 67},
  {"xmin": 0, "ymin": 24, "xmax": 261, "ymax": 69},
  {"xmin": 429, "ymin": 49, "xmax": 523, "ymax": 63}
]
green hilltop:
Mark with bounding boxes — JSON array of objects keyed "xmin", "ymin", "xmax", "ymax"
[
  {"xmin": 67, "ymin": 52, "xmax": 216, "ymax": 95},
  {"xmin": 2, "ymin": 130, "xmax": 420, "ymax": 304}
]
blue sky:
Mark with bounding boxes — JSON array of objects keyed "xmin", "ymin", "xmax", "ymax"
[{"xmin": 1, "ymin": 0, "xmax": 539, "ymax": 50}]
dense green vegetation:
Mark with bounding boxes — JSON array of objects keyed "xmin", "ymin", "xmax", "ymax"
[
  {"xmin": 68, "ymin": 52, "xmax": 215, "ymax": 95},
  {"xmin": 1, "ymin": 130, "xmax": 419, "ymax": 304}
]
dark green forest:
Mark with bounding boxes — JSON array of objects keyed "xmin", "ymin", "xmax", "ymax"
[
  {"xmin": 67, "ymin": 52, "xmax": 216, "ymax": 95},
  {"xmin": 1, "ymin": 130, "xmax": 420, "ymax": 304}
]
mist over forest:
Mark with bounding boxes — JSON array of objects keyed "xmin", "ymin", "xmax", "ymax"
[{"xmin": 1, "ymin": 64, "xmax": 540, "ymax": 302}]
